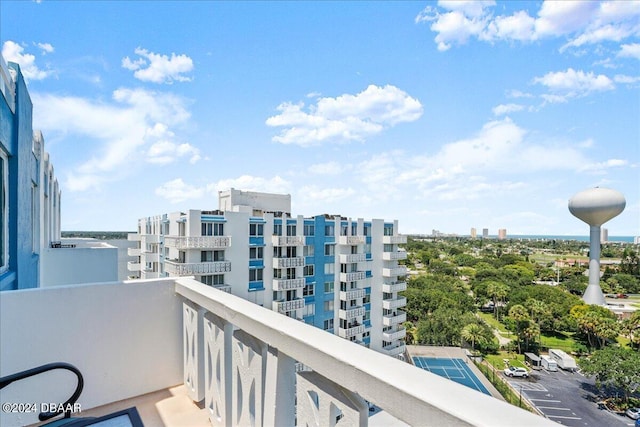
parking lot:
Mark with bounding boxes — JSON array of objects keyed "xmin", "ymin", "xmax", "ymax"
[{"xmin": 503, "ymin": 368, "xmax": 635, "ymax": 427}]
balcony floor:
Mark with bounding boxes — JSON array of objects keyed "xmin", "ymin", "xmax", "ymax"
[{"xmin": 30, "ymin": 385, "xmax": 208, "ymax": 427}]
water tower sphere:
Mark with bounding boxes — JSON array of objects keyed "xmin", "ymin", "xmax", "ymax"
[{"xmin": 568, "ymin": 187, "xmax": 626, "ymax": 226}]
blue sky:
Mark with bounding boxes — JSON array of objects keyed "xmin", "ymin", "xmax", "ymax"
[{"xmin": 2, "ymin": 1, "xmax": 639, "ymax": 236}]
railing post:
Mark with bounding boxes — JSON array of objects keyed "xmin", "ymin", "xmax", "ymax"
[
  {"xmin": 231, "ymin": 329, "xmax": 267, "ymax": 427},
  {"xmin": 183, "ymin": 301, "xmax": 205, "ymax": 402},
  {"xmin": 263, "ymin": 348, "xmax": 296, "ymax": 426},
  {"xmin": 296, "ymin": 371, "xmax": 368, "ymax": 427},
  {"xmin": 204, "ymin": 312, "xmax": 233, "ymax": 427}
]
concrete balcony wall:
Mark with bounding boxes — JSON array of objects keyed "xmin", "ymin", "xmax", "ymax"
[
  {"xmin": 272, "ymin": 297, "xmax": 305, "ymax": 313},
  {"xmin": 164, "ymin": 236, "xmax": 231, "ymax": 250},
  {"xmin": 0, "ymin": 279, "xmax": 182, "ymax": 427},
  {"xmin": 338, "ymin": 306, "xmax": 366, "ymax": 320},
  {"xmin": 273, "ymin": 256, "xmax": 304, "ymax": 268},
  {"xmin": 382, "ymin": 251, "xmax": 407, "ymax": 261},
  {"xmin": 127, "ymin": 247, "xmax": 141, "ymax": 257},
  {"xmin": 382, "ymin": 310, "xmax": 407, "ymax": 326},
  {"xmin": 339, "ymin": 253, "xmax": 367, "ymax": 263},
  {"xmin": 338, "ymin": 236, "xmax": 365, "ymax": 245},
  {"xmin": 382, "ymin": 266, "xmax": 408, "ymax": 278},
  {"xmin": 127, "ymin": 233, "xmax": 141, "ymax": 242},
  {"xmin": 272, "ymin": 277, "xmax": 305, "ymax": 291},
  {"xmin": 271, "ymin": 236, "xmax": 303, "ymax": 246},
  {"xmin": 382, "ymin": 235, "xmax": 407, "ymax": 244},
  {"xmin": 339, "ymin": 271, "xmax": 366, "ymax": 282},
  {"xmin": 382, "ymin": 296, "xmax": 407, "ymax": 311},
  {"xmin": 340, "ymin": 288, "xmax": 366, "ymax": 300},
  {"xmin": 382, "ymin": 281, "xmax": 407, "ymax": 293},
  {"xmin": 382, "ymin": 327, "xmax": 406, "ymax": 342},
  {"xmin": 127, "ymin": 261, "xmax": 141, "ymax": 271},
  {"xmin": 165, "ymin": 260, "xmax": 232, "ymax": 276}
]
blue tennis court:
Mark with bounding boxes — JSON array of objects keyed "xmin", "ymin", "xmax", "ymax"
[{"xmin": 413, "ymin": 357, "xmax": 491, "ymax": 395}]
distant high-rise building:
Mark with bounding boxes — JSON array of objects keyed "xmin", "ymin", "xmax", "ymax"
[
  {"xmin": 600, "ymin": 228, "xmax": 608, "ymax": 243},
  {"xmin": 482, "ymin": 228, "xmax": 489, "ymax": 238},
  {"xmin": 128, "ymin": 189, "xmax": 408, "ymax": 358},
  {"xmin": 498, "ymin": 229, "xmax": 507, "ymax": 240},
  {"xmin": 470, "ymin": 228, "xmax": 477, "ymax": 238}
]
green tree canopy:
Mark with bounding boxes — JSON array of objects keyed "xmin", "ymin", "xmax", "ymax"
[{"xmin": 579, "ymin": 346, "xmax": 640, "ymax": 402}]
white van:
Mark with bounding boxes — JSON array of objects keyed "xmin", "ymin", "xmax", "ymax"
[{"xmin": 540, "ymin": 355, "xmax": 558, "ymax": 371}]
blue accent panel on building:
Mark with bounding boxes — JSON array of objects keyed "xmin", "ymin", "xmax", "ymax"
[
  {"xmin": 366, "ymin": 270, "xmax": 372, "ymax": 278},
  {"xmin": 249, "ymin": 217, "xmax": 267, "ymax": 223},
  {"xmin": 363, "ymin": 337, "xmax": 371, "ymax": 345},
  {"xmin": 200, "ymin": 215, "xmax": 226, "ymax": 222},
  {"xmin": 366, "ymin": 253, "xmax": 372, "ymax": 260},
  {"xmin": 249, "ymin": 259, "xmax": 263, "ymax": 268},
  {"xmin": 249, "ymin": 236, "xmax": 264, "ymax": 246},
  {"xmin": 364, "ymin": 320, "xmax": 371, "ymax": 328},
  {"xmin": 248, "ymin": 281, "xmax": 264, "ymax": 291}
]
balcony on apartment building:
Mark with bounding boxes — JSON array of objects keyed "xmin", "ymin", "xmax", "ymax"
[
  {"xmin": 127, "ymin": 261, "xmax": 141, "ymax": 272},
  {"xmin": 164, "ymin": 236, "xmax": 231, "ymax": 250},
  {"xmin": 339, "ymin": 271, "xmax": 367, "ymax": 282},
  {"xmin": 338, "ymin": 322, "xmax": 365, "ymax": 339},
  {"xmin": 382, "ymin": 342, "xmax": 407, "ymax": 358},
  {"xmin": 272, "ymin": 256, "xmax": 305, "ymax": 268},
  {"xmin": 383, "ymin": 310, "xmax": 407, "ymax": 327},
  {"xmin": 339, "ymin": 287, "xmax": 367, "ymax": 301},
  {"xmin": 382, "ymin": 281, "xmax": 407, "ymax": 293},
  {"xmin": 338, "ymin": 235, "xmax": 365, "ymax": 245},
  {"xmin": 164, "ymin": 260, "xmax": 232, "ymax": 276},
  {"xmin": 382, "ymin": 235, "xmax": 407, "ymax": 244},
  {"xmin": 272, "ymin": 297, "xmax": 305, "ymax": 314},
  {"xmin": 127, "ymin": 247, "xmax": 142, "ymax": 257},
  {"xmin": 382, "ymin": 250, "xmax": 407, "ymax": 261},
  {"xmin": 272, "ymin": 277, "xmax": 305, "ymax": 291},
  {"xmin": 382, "ymin": 266, "xmax": 408, "ymax": 278},
  {"xmin": 271, "ymin": 235, "xmax": 303, "ymax": 246},
  {"xmin": 382, "ymin": 326, "xmax": 407, "ymax": 342},
  {"xmin": 382, "ymin": 296, "xmax": 407, "ymax": 311},
  {"xmin": 338, "ymin": 253, "xmax": 367, "ymax": 263},
  {"xmin": 338, "ymin": 305, "xmax": 366, "ymax": 320},
  {"xmin": 0, "ymin": 277, "xmax": 555, "ymax": 427}
]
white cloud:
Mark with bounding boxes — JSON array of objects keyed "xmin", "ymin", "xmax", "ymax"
[
  {"xmin": 618, "ymin": 43, "xmax": 640, "ymax": 59},
  {"xmin": 266, "ymin": 84, "xmax": 423, "ymax": 146},
  {"xmin": 31, "ymin": 88, "xmax": 195, "ymax": 191},
  {"xmin": 155, "ymin": 178, "xmax": 204, "ymax": 203},
  {"xmin": 36, "ymin": 42, "xmax": 54, "ymax": 54},
  {"xmin": 297, "ymin": 185, "xmax": 356, "ymax": 204},
  {"xmin": 492, "ymin": 103, "xmax": 525, "ymax": 116},
  {"xmin": 533, "ymin": 68, "xmax": 614, "ymax": 101},
  {"xmin": 122, "ymin": 47, "xmax": 193, "ymax": 84},
  {"xmin": 206, "ymin": 175, "xmax": 292, "ymax": 195},
  {"xmin": 579, "ymin": 158, "xmax": 629, "ymax": 174},
  {"xmin": 2, "ymin": 40, "xmax": 53, "ymax": 80},
  {"xmin": 613, "ymin": 74, "xmax": 640, "ymax": 84},
  {"xmin": 417, "ymin": 1, "xmax": 640, "ymax": 53}
]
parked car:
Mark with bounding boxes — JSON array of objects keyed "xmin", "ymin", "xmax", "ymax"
[
  {"xmin": 617, "ymin": 293, "xmax": 629, "ymax": 299},
  {"xmin": 626, "ymin": 407, "xmax": 640, "ymax": 420},
  {"xmin": 504, "ymin": 366, "xmax": 529, "ymax": 378}
]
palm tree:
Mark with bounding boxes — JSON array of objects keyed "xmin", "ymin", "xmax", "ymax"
[
  {"xmin": 403, "ymin": 321, "xmax": 418, "ymax": 345},
  {"xmin": 461, "ymin": 323, "xmax": 486, "ymax": 353},
  {"xmin": 486, "ymin": 281, "xmax": 509, "ymax": 320}
]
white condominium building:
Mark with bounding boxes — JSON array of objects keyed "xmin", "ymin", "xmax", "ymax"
[{"xmin": 128, "ymin": 189, "xmax": 407, "ymax": 357}]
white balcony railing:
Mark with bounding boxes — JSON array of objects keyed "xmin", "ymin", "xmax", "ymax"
[
  {"xmin": 382, "ymin": 281, "xmax": 407, "ymax": 293},
  {"xmin": 0, "ymin": 278, "xmax": 556, "ymax": 427},
  {"xmin": 164, "ymin": 235, "xmax": 231, "ymax": 249},
  {"xmin": 165, "ymin": 260, "xmax": 232, "ymax": 276},
  {"xmin": 272, "ymin": 277, "xmax": 306, "ymax": 291},
  {"xmin": 127, "ymin": 233, "xmax": 141, "ymax": 242},
  {"xmin": 339, "ymin": 253, "xmax": 366, "ymax": 263},
  {"xmin": 382, "ymin": 235, "xmax": 407, "ymax": 244},
  {"xmin": 382, "ymin": 266, "xmax": 408, "ymax": 277},
  {"xmin": 339, "ymin": 271, "xmax": 366, "ymax": 282},
  {"xmin": 140, "ymin": 234, "xmax": 160, "ymax": 244},
  {"xmin": 126, "ymin": 261, "xmax": 141, "ymax": 271},
  {"xmin": 340, "ymin": 288, "xmax": 366, "ymax": 301},
  {"xmin": 382, "ymin": 342, "xmax": 406, "ymax": 357},
  {"xmin": 382, "ymin": 327, "xmax": 407, "ymax": 342},
  {"xmin": 382, "ymin": 296, "xmax": 407, "ymax": 311},
  {"xmin": 271, "ymin": 235, "xmax": 303, "ymax": 246},
  {"xmin": 338, "ymin": 235, "xmax": 366, "ymax": 245},
  {"xmin": 383, "ymin": 310, "xmax": 407, "ymax": 326},
  {"xmin": 338, "ymin": 324, "xmax": 365, "ymax": 338},
  {"xmin": 339, "ymin": 306, "xmax": 366, "ymax": 320},
  {"xmin": 272, "ymin": 298, "xmax": 305, "ymax": 313},
  {"xmin": 382, "ymin": 251, "xmax": 407, "ymax": 261},
  {"xmin": 273, "ymin": 256, "xmax": 305, "ymax": 268},
  {"xmin": 127, "ymin": 247, "xmax": 141, "ymax": 257}
]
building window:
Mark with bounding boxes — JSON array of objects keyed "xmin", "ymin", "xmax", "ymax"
[
  {"xmin": 340, "ymin": 224, "xmax": 348, "ymax": 236},
  {"xmin": 304, "ymin": 224, "xmax": 315, "ymax": 236},
  {"xmin": 364, "ymin": 294, "xmax": 370, "ymax": 304},
  {"xmin": 249, "ymin": 223, "xmax": 264, "ymax": 236},
  {"xmin": 324, "ymin": 281, "xmax": 334, "ymax": 293},
  {"xmin": 303, "ymin": 265, "xmax": 314, "ymax": 276},
  {"xmin": 201, "ymin": 274, "xmax": 224, "ymax": 286},
  {"xmin": 249, "ymin": 268, "xmax": 263, "ymax": 281},
  {"xmin": 351, "ymin": 224, "xmax": 358, "ymax": 235},
  {"xmin": 303, "ymin": 245, "xmax": 314, "ymax": 256},
  {"xmin": 249, "ymin": 246, "xmax": 263, "ymax": 259},
  {"xmin": 324, "ymin": 263, "xmax": 334, "ymax": 274},
  {"xmin": 286, "ymin": 224, "xmax": 296, "ymax": 236},
  {"xmin": 303, "ymin": 304, "xmax": 315, "ymax": 317},
  {"xmin": 303, "ymin": 283, "xmax": 314, "ymax": 296},
  {"xmin": 324, "ymin": 301, "xmax": 334, "ymax": 311},
  {"xmin": 363, "ymin": 225, "xmax": 370, "ymax": 236},
  {"xmin": 202, "ymin": 222, "xmax": 224, "ymax": 236},
  {"xmin": 201, "ymin": 250, "xmax": 224, "ymax": 262},
  {"xmin": 273, "ymin": 224, "xmax": 282, "ymax": 236},
  {"xmin": 323, "ymin": 319, "xmax": 334, "ymax": 330},
  {"xmin": 383, "ymin": 244, "xmax": 394, "ymax": 252},
  {"xmin": 384, "ymin": 225, "xmax": 394, "ymax": 236},
  {"xmin": 0, "ymin": 152, "xmax": 6, "ymax": 271},
  {"xmin": 324, "ymin": 224, "xmax": 334, "ymax": 236},
  {"xmin": 324, "ymin": 244, "xmax": 334, "ymax": 256}
]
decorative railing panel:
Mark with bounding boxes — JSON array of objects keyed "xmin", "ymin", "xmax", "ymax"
[
  {"xmin": 166, "ymin": 261, "xmax": 232, "ymax": 276},
  {"xmin": 272, "ymin": 277, "xmax": 305, "ymax": 291},
  {"xmin": 273, "ymin": 256, "xmax": 305, "ymax": 268}
]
